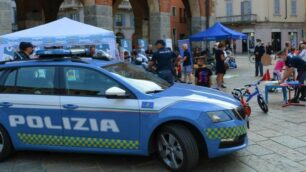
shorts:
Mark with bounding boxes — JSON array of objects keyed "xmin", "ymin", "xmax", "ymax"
[
  {"xmin": 273, "ymin": 70, "xmax": 282, "ymax": 80},
  {"xmin": 216, "ymin": 63, "xmax": 226, "ymax": 75},
  {"xmin": 183, "ymin": 65, "xmax": 193, "ymax": 75}
]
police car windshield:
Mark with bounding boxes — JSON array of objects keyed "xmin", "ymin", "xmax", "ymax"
[{"xmin": 103, "ymin": 62, "xmax": 171, "ymax": 94}]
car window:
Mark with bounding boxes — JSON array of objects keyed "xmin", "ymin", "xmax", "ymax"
[
  {"xmin": 15, "ymin": 67, "xmax": 56, "ymax": 95},
  {"xmin": 4, "ymin": 70, "xmax": 17, "ymax": 87},
  {"xmin": 0, "ymin": 69, "xmax": 17, "ymax": 93},
  {"xmin": 63, "ymin": 67, "xmax": 125, "ymax": 97},
  {"xmin": 0, "ymin": 70, "xmax": 4, "ymax": 79}
]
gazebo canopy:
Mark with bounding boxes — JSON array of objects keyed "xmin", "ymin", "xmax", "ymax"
[{"xmin": 189, "ymin": 22, "xmax": 247, "ymax": 41}]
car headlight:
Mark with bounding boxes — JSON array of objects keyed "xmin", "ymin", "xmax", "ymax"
[{"xmin": 207, "ymin": 111, "xmax": 232, "ymax": 123}]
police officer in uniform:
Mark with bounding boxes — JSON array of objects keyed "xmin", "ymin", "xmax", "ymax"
[
  {"xmin": 14, "ymin": 42, "xmax": 34, "ymax": 60},
  {"xmin": 150, "ymin": 40, "xmax": 177, "ymax": 85}
]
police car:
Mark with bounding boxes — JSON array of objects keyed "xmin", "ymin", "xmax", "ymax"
[{"xmin": 0, "ymin": 49, "xmax": 248, "ymax": 172}]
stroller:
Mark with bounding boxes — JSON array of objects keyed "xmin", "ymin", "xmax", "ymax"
[{"xmin": 225, "ymin": 50, "xmax": 237, "ymax": 69}]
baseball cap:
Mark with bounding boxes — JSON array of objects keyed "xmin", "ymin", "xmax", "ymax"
[
  {"xmin": 19, "ymin": 42, "xmax": 34, "ymax": 51},
  {"xmin": 155, "ymin": 40, "xmax": 166, "ymax": 46}
]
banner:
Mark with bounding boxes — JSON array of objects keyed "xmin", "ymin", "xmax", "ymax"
[
  {"xmin": 3, "ymin": 46, "xmax": 15, "ymax": 61},
  {"xmin": 120, "ymin": 39, "xmax": 132, "ymax": 55},
  {"xmin": 138, "ymin": 39, "xmax": 148, "ymax": 50},
  {"xmin": 164, "ymin": 38, "xmax": 173, "ymax": 50}
]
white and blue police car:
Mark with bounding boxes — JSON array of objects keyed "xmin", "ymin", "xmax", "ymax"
[{"xmin": 0, "ymin": 49, "xmax": 248, "ymax": 172}]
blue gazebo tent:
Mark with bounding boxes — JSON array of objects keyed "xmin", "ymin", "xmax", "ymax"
[{"xmin": 189, "ymin": 22, "xmax": 247, "ymax": 41}]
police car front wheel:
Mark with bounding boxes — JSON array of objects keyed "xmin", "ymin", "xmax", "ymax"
[
  {"xmin": 0, "ymin": 125, "xmax": 13, "ymax": 161},
  {"xmin": 157, "ymin": 124, "xmax": 199, "ymax": 172}
]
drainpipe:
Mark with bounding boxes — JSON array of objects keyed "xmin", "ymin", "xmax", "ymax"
[
  {"xmin": 284, "ymin": 0, "xmax": 288, "ymax": 20},
  {"xmin": 205, "ymin": 0, "xmax": 210, "ymax": 29},
  {"xmin": 205, "ymin": 0, "xmax": 210, "ymax": 50}
]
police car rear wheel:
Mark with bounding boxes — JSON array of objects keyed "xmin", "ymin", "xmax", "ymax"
[
  {"xmin": 0, "ymin": 125, "xmax": 13, "ymax": 161},
  {"xmin": 157, "ymin": 124, "xmax": 199, "ymax": 172}
]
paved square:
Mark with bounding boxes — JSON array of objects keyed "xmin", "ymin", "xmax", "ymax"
[{"xmin": 0, "ymin": 56, "xmax": 306, "ymax": 172}]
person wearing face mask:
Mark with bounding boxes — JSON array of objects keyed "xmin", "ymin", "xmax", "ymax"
[
  {"xmin": 278, "ymin": 50, "xmax": 306, "ymax": 102},
  {"xmin": 254, "ymin": 39, "xmax": 265, "ymax": 77},
  {"xmin": 14, "ymin": 42, "xmax": 35, "ymax": 60}
]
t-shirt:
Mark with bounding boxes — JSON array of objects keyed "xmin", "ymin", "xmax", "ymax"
[
  {"xmin": 195, "ymin": 66, "xmax": 212, "ymax": 87},
  {"xmin": 152, "ymin": 48, "xmax": 177, "ymax": 71},
  {"xmin": 274, "ymin": 60, "xmax": 285, "ymax": 72},
  {"xmin": 215, "ymin": 49, "xmax": 225, "ymax": 65},
  {"xmin": 183, "ymin": 50, "xmax": 192, "ymax": 66},
  {"xmin": 299, "ymin": 50, "xmax": 306, "ymax": 61},
  {"xmin": 285, "ymin": 56, "xmax": 306, "ymax": 70}
]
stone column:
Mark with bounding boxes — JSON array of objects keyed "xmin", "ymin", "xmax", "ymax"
[
  {"xmin": 83, "ymin": 0, "xmax": 113, "ymax": 30},
  {"xmin": 0, "ymin": 0, "xmax": 12, "ymax": 35},
  {"xmin": 149, "ymin": 12, "xmax": 171, "ymax": 44}
]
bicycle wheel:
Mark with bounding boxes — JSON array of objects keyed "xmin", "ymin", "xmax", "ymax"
[
  {"xmin": 257, "ymin": 95, "xmax": 268, "ymax": 113},
  {"xmin": 249, "ymin": 55, "xmax": 255, "ymax": 63}
]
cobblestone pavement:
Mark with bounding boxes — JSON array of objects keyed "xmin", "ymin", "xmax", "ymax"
[{"xmin": 1, "ymin": 56, "xmax": 306, "ymax": 172}]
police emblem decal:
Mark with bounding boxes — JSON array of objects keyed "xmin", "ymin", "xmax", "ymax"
[{"xmin": 141, "ymin": 102, "xmax": 154, "ymax": 109}]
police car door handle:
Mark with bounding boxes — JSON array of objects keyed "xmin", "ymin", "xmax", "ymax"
[
  {"xmin": 0, "ymin": 102, "xmax": 13, "ymax": 107},
  {"xmin": 63, "ymin": 104, "xmax": 79, "ymax": 110}
]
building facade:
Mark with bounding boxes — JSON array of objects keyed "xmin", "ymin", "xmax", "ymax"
[
  {"xmin": 1, "ymin": 0, "xmax": 213, "ymax": 46},
  {"xmin": 215, "ymin": 0, "xmax": 305, "ymax": 53},
  {"xmin": 113, "ymin": 0, "xmax": 135, "ymax": 45},
  {"xmin": 57, "ymin": 0, "xmax": 84, "ymax": 23},
  {"xmin": 170, "ymin": 0, "xmax": 189, "ymax": 44}
]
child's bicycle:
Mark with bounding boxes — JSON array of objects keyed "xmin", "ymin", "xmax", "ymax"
[{"xmin": 232, "ymin": 80, "xmax": 269, "ymax": 128}]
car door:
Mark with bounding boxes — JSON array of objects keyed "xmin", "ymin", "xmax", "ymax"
[
  {"xmin": 0, "ymin": 66, "xmax": 62, "ymax": 149},
  {"xmin": 60, "ymin": 66, "xmax": 140, "ymax": 151}
]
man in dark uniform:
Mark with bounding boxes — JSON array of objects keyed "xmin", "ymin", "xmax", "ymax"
[
  {"xmin": 254, "ymin": 39, "xmax": 265, "ymax": 77},
  {"xmin": 279, "ymin": 51, "xmax": 306, "ymax": 102},
  {"xmin": 150, "ymin": 40, "xmax": 177, "ymax": 85},
  {"xmin": 14, "ymin": 42, "xmax": 34, "ymax": 60}
]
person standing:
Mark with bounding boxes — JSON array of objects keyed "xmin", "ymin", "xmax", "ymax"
[
  {"xmin": 182, "ymin": 44, "xmax": 193, "ymax": 84},
  {"xmin": 254, "ymin": 39, "xmax": 265, "ymax": 77},
  {"xmin": 86, "ymin": 45, "xmax": 96, "ymax": 57},
  {"xmin": 215, "ymin": 43, "xmax": 226, "ymax": 89},
  {"xmin": 14, "ymin": 42, "xmax": 34, "ymax": 60},
  {"xmin": 145, "ymin": 44, "xmax": 154, "ymax": 57},
  {"xmin": 266, "ymin": 42, "xmax": 273, "ymax": 55},
  {"xmin": 150, "ymin": 40, "xmax": 177, "ymax": 85},
  {"xmin": 285, "ymin": 41, "xmax": 292, "ymax": 57},
  {"xmin": 195, "ymin": 56, "xmax": 212, "ymax": 88},
  {"xmin": 115, "ymin": 43, "xmax": 122, "ymax": 61},
  {"xmin": 233, "ymin": 40, "xmax": 237, "ymax": 54}
]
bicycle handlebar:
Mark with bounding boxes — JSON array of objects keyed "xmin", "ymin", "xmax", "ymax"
[{"xmin": 244, "ymin": 80, "xmax": 262, "ymax": 88}]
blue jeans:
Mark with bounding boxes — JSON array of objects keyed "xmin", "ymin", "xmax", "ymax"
[
  {"xmin": 158, "ymin": 70, "xmax": 174, "ymax": 85},
  {"xmin": 255, "ymin": 61, "xmax": 263, "ymax": 76}
]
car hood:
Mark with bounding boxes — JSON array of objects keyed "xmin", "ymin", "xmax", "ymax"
[{"xmin": 151, "ymin": 83, "xmax": 241, "ymax": 110}]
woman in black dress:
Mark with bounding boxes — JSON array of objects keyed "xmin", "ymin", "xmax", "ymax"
[{"xmin": 215, "ymin": 43, "xmax": 226, "ymax": 89}]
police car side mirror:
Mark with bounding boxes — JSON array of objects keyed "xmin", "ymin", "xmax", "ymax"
[{"xmin": 105, "ymin": 87, "xmax": 129, "ymax": 99}]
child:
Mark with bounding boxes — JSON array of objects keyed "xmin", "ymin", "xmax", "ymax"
[
  {"xmin": 123, "ymin": 51, "xmax": 131, "ymax": 62},
  {"xmin": 195, "ymin": 56, "xmax": 212, "ymax": 87},
  {"xmin": 174, "ymin": 56, "xmax": 182, "ymax": 82},
  {"xmin": 273, "ymin": 56, "xmax": 285, "ymax": 80}
]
